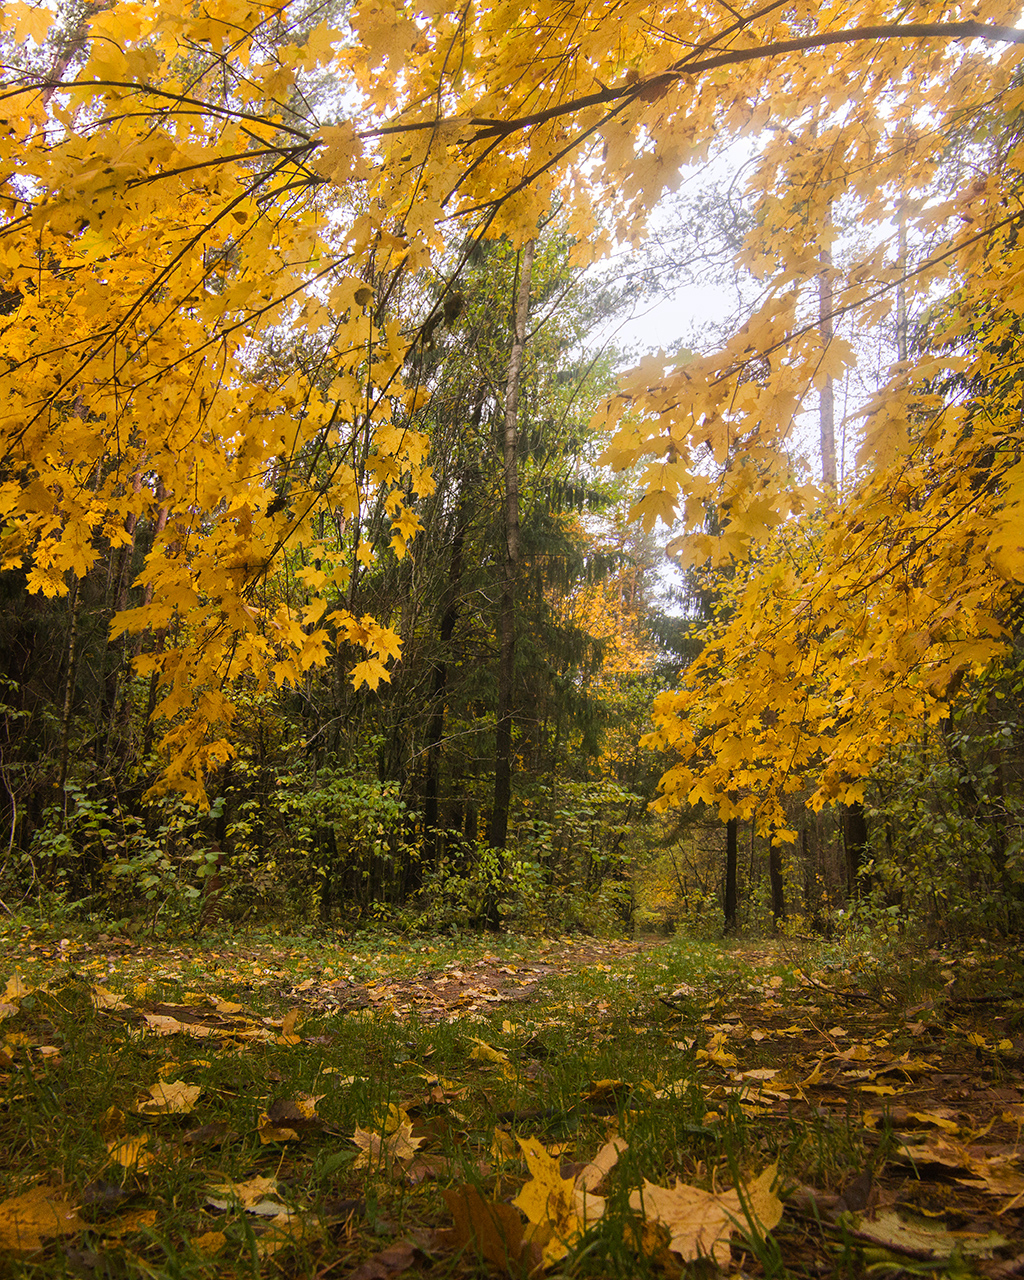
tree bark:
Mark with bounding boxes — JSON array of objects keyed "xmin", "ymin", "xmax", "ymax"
[
  {"xmin": 843, "ymin": 801, "xmax": 869, "ymax": 897},
  {"xmin": 724, "ymin": 816, "xmax": 738, "ymax": 932},
  {"xmin": 769, "ymin": 834, "xmax": 786, "ymax": 927},
  {"xmin": 423, "ymin": 492, "xmax": 470, "ymax": 870},
  {"xmin": 485, "ymin": 238, "xmax": 534, "ymax": 926}
]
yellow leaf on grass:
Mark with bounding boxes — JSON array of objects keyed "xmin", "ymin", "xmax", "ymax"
[
  {"xmin": 353, "ymin": 1117, "xmax": 422, "ymax": 1172},
  {"xmin": 630, "ymin": 1164, "xmax": 782, "ymax": 1264},
  {"xmin": 799, "ymin": 1061, "xmax": 825, "ymax": 1087},
  {"xmin": 208, "ymin": 1175, "xmax": 280, "ymax": 1211},
  {"xmin": 0, "ymin": 1186, "xmax": 83, "ymax": 1253},
  {"xmin": 4, "ymin": 975, "xmax": 32, "ymax": 1001},
  {"xmin": 143, "ymin": 1013, "xmax": 215, "ymax": 1038},
  {"xmin": 107, "ymin": 1136, "xmax": 152, "ymax": 1169},
  {"xmin": 209, "ymin": 996, "xmax": 244, "ymax": 1014},
  {"xmin": 136, "ymin": 1080, "xmax": 201, "ymax": 1115},
  {"xmin": 469, "ymin": 1037, "xmax": 510, "ymax": 1067},
  {"xmin": 90, "ymin": 985, "xmax": 128, "ymax": 1011},
  {"xmin": 513, "ymin": 1136, "xmax": 606, "ymax": 1267},
  {"xmin": 193, "ymin": 1229, "xmax": 227, "ymax": 1256}
]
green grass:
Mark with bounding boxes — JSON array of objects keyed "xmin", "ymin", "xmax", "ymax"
[{"xmin": 1, "ymin": 925, "xmax": 1022, "ymax": 1278}]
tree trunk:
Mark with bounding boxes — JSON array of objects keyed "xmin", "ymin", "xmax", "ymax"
[
  {"xmin": 485, "ymin": 238, "xmax": 534, "ymax": 926},
  {"xmin": 843, "ymin": 801, "xmax": 869, "ymax": 898},
  {"xmin": 724, "ymin": 817, "xmax": 738, "ymax": 933},
  {"xmin": 423, "ymin": 493, "xmax": 470, "ymax": 870},
  {"xmin": 769, "ymin": 835, "xmax": 786, "ymax": 927}
]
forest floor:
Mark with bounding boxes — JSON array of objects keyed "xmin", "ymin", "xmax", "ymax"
[{"xmin": 1, "ymin": 922, "xmax": 1023, "ymax": 1279}]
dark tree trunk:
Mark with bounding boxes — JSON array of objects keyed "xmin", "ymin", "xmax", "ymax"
[
  {"xmin": 843, "ymin": 800, "xmax": 869, "ymax": 897},
  {"xmin": 424, "ymin": 495, "xmax": 470, "ymax": 870},
  {"xmin": 769, "ymin": 835, "xmax": 786, "ymax": 927},
  {"xmin": 724, "ymin": 817, "xmax": 738, "ymax": 933},
  {"xmin": 486, "ymin": 238, "xmax": 534, "ymax": 927}
]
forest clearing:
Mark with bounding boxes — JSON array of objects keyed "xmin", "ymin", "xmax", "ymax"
[{"xmin": 2, "ymin": 926, "xmax": 1024, "ymax": 1277}]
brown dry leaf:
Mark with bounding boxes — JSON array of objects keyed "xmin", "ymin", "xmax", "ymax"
[
  {"xmin": 0, "ymin": 1186, "xmax": 83, "ymax": 1253},
  {"xmin": 957, "ymin": 1164, "xmax": 1024, "ymax": 1198},
  {"xmin": 136, "ymin": 1080, "xmax": 201, "ymax": 1115},
  {"xmin": 442, "ymin": 1185, "xmax": 527, "ymax": 1271},
  {"xmin": 347, "ymin": 1240, "xmax": 418, "ymax": 1280},
  {"xmin": 258, "ymin": 1093, "xmax": 323, "ymax": 1143},
  {"xmin": 896, "ymin": 1134, "xmax": 972, "ymax": 1171},
  {"xmin": 630, "ymin": 1180, "xmax": 734, "ymax": 1263}
]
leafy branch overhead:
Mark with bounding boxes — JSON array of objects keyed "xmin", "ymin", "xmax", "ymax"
[{"xmin": 1, "ymin": 0, "xmax": 1022, "ymax": 827}]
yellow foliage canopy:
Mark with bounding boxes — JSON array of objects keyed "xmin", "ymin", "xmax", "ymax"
[{"xmin": 1, "ymin": 0, "xmax": 1021, "ymax": 804}]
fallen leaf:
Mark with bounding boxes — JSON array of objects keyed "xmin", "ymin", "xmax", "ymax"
[
  {"xmin": 3, "ymin": 975, "xmax": 33, "ymax": 1001},
  {"xmin": 208, "ymin": 1175, "xmax": 282, "ymax": 1213},
  {"xmin": 848, "ymin": 1209, "xmax": 1007, "ymax": 1260},
  {"xmin": 353, "ymin": 1119, "xmax": 422, "ymax": 1173},
  {"xmin": 106, "ymin": 1136, "xmax": 152, "ymax": 1169},
  {"xmin": 258, "ymin": 1093, "xmax": 323, "ymax": 1142},
  {"xmin": 514, "ymin": 1136, "xmax": 605, "ymax": 1267},
  {"xmin": 347, "ymin": 1239, "xmax": 418, "ymax": 1280},
  {"xmin": 136, "ymin": 1080, "xmax": 201, "ymax": 1115},
  {"xmin": 278, "ymin": 1008, "xmax": 302, "ymax": 1043},
  {"xmin": 0, "ymin": 1186, "xmax": 84, "ymax": 1253},
  {"xmin": 630, "ymin": 1164, "xmax": 781, "ymax": 1264},
  {"xmin": 576, "ymin": 1137, "xmax": 628, "ymax": 1192},
  {"xmin": 255, "ymin": 1212, "xmax": 318, "ymax": 1259},
  {"xmin": 469, "ymin": 1037, "xmax": 511, "ymax": 1068},
  {"xmin": 442, "ymin": 1185, "xmax": 527, "ymax": 1271},
  {"xmin": 90, "ymin": 986, "xmax": 128, "ymax": 1011},
  {"xmin": 192, "ymin": 1230, "xmax": 227, "ymax": 1256}
]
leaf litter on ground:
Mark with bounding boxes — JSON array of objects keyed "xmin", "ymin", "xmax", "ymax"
[{"xmin": 1, "ymin": 923, "xmax": 1024, "ymax": 1277}]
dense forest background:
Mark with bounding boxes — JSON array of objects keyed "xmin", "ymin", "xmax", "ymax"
[
  {"xmin": 1, "ymin": 0, "xmax": 1023, "ymax": 945},
  {"xmin": 3, "ymin": 218, "xmax": 1020, "ymax": 944}
]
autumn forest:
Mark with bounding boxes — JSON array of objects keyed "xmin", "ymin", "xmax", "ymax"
[{"xmin": 1, "ymin": 0, "xmax": 1023, "ymax": 944}]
